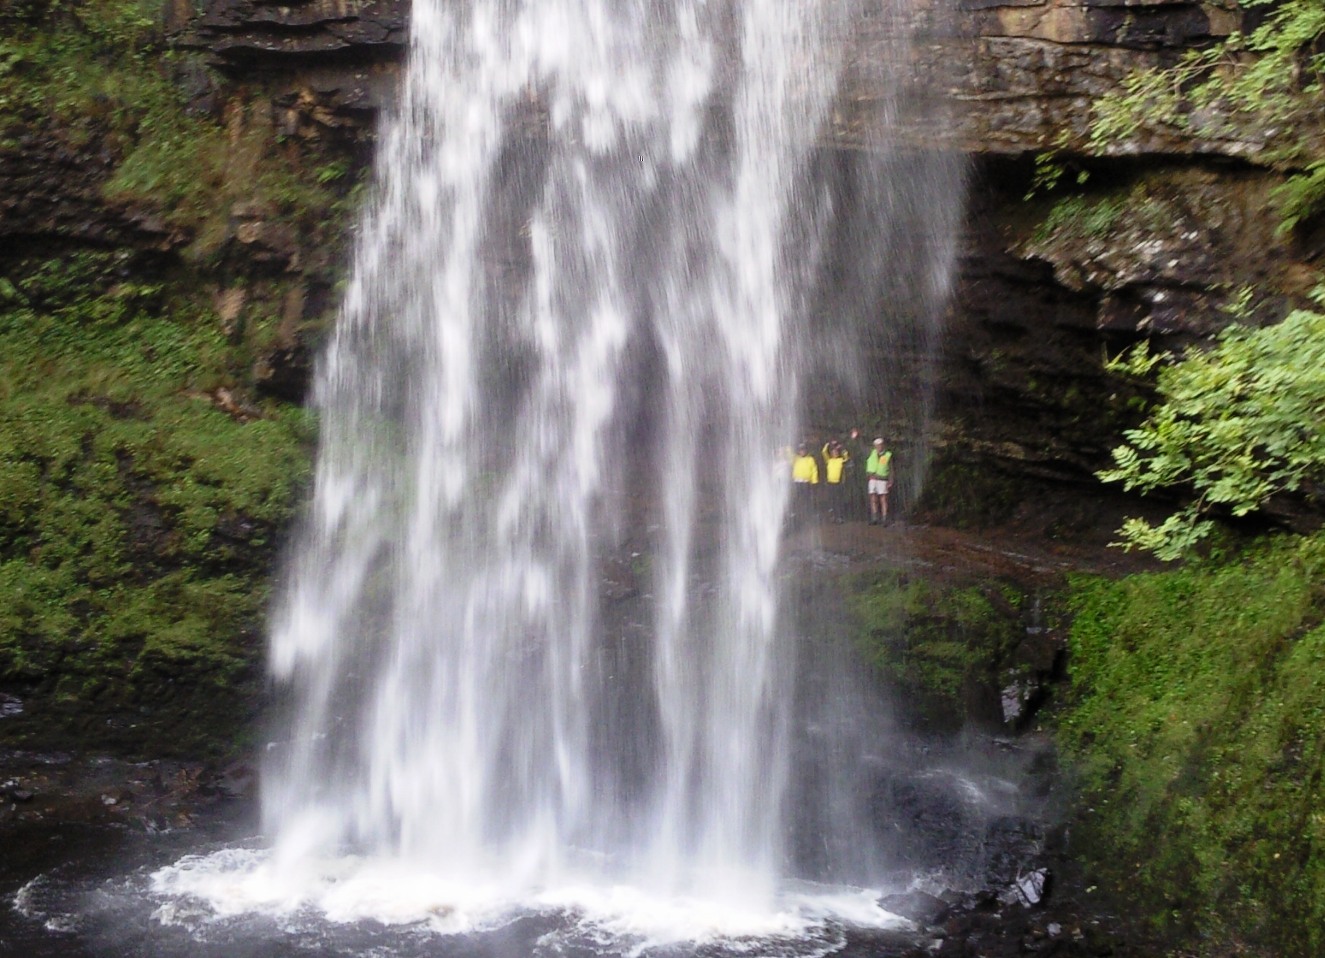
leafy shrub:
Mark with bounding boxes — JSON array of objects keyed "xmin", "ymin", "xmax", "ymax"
[{"xmin": 1100, "ymin": 300, "xmax": 1325, "ymax": 559}]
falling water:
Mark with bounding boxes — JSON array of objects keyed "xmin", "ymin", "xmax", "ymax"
[{"xmin": 241, "ymin": 0, "xmax": 964, "ymax": 935}]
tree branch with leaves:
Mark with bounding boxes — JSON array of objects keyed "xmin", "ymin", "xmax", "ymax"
[{"xmin": 1101, "ymin": 294, "xmax": 1325, "ymax": 559}]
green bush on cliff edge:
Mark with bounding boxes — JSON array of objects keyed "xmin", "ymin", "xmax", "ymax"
[
  {"xmin": 1100, "ymin": 300, "xmax": 1325, "ymax": 560},
  {"xmin": 1060, "ymin": 534, "xmax": 1325, "ymax": 954}
]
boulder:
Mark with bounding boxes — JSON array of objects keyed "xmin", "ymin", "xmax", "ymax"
[{"xmin": 881, "ymin": 889, "xmax": 953, "ymax": 925}]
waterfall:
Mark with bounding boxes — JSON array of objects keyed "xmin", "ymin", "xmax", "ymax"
[{"xmin": 256, "ymin": 0, "xmax": 965, "ymax": 924}]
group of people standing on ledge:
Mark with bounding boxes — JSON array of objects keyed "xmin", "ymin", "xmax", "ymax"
[{"xmin": 784, "ymin": 429, "xmax": 893, "ymax": 527}]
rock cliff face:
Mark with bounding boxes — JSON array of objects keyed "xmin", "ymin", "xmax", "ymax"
[
  {"xmin": 899, "ymin": 0, "xmax": 1317, "ymax": 499},
  {"xmin": 901, "ymin": 0, "xmax": 1241, "ymax": 155},
  {"xmin": 185, "ymin": 0, "xmax": 407, "ymax": 62},
  {"xmin": 160, "ymin": 0, "xmax": 1322, "ymax": 500},
  {"xmin": 174, "ymin": 0, "xmax": 1245, "ymax": 156},
  {"xmin": 4, "ymin": 0, "xmax": 1315, "ymax": 757},
  {"xmin": 4, "ymin": 0, "xmax": 1318, "ymax": 510},
  {"xmin": 176, "ymin": 0, "xmax": 405, "ymax": 143}
]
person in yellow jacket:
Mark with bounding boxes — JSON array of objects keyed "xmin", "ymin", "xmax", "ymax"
[
  {"xmin": 791, "ymin": 444, "xmax": 820, "ymax": 485},
  {"xmin": 822, "ymin": 440, "xmax": 849, "ymax": 522},
  {"xmin": 790, "ymin": 443, "xmax": 819, "ymax": 526}
]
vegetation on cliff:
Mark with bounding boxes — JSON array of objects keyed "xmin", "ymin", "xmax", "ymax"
[
  {"xmin": 1005, "ymin": 5, "xmax": 1325, "ymax": 951},
  {"xmin": 1019, "ymin": 0, "xmax": 1325, "ymax": 561},
  {"xmin": 1089, "ymin": 0, "xmax": 1325, "ymax": 230},
  {"xmin": 1101, "ymin": 295, "xmax": 1325, "ymax": 560},
  {"xmin": 0, "ymin": 1, "xmax": 359, "ymax": 754},
  {"xmin": 0, "ymin": 251, "xmax": 313, "ymax": 755},
  {"xmin": 849, "ymin": 571, "xmax": 1029, "ymax": 726},
  {"xmin": 1060, "ymin": 534, "xmax": 1325, "ymax": 955},
  {"xmin": 0, "ymin": 0, "xmax": 354, "ymax": 253}
]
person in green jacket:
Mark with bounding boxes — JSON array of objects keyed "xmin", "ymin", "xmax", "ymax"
[{"xmin": 865, "ymin": 437, "xmax": 892, "ymax": 525}]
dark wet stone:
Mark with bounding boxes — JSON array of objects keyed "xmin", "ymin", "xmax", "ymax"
[
  {"xmin": 185, "ymin": 0, "xmax": 409, "ymax": 64},
  {"xmin": 880, "ymin": 889, "xmax": 951, "ymax": 925},
  {"xmin": 215, "ymin": 762, "xmax": 256, "ymax": 798}
]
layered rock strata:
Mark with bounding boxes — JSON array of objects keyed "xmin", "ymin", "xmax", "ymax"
[{"xmin": 7, "ymin": 0, "xmax": 1319, "ymax": 498}]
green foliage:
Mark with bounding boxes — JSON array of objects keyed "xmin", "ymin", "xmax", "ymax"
[
  {"xmin": 1272, "ymin": 157, "xmax": 1325, "ymax": 233},
  {"xmin": 0, "ymin": 0, "xmax": 219, "ymax": 222},
  {"xmin": 1031, "ymin": 192, "xmax": 1127, "ymax": 245},
  {"xmin": 0, "ymin": 0, "xmax": 167, "ymax": 130},
  {"xmin": 1025, "ymin": 147, "xmax": 1090, "ymax": 201},
  {"xmin": 0, "ymin": 0, "xmax": 354, "ymax": 251},
  {"xmin": 1088, "ymin": 0, "xmax": 1325, "ymax": 229},
  {"xmin": 1061, "ymin": 535, "xmax": 1325, "ymax": 953},
  {"xmin": 315, "ymin": 158, "xmax": 352, "ymax": 185},
  {"xmin": 0, "ymin": 252, "xmax": 312, "ymax": 751},
  {"xmin": 850, "ymin": 573, "xmax": 1024, "ymax": 706},
  {"xmin": 1100, "ymin": 303, "xmax": 1325, "ymax": 559}
]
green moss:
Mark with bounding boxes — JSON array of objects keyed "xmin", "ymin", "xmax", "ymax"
[
  {"xmin": 1060, "ymin": 534, "xmax": 1325, "ymax": 953},
  {"xmin": 916, "ymin": 460, "xmax": 1024, "ymax": 530},
  {"xmin": 0, "ymin": 0, "xmax": 358, "ymax": 755},
  {"xmin": 0, "ymin": 252, "xmax": 312, "ymax": 754},
  {"xmin": 849, "ymin": 572, "xmax": 1024, "ymax": 709}
]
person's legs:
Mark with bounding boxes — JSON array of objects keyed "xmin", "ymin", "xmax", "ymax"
[{"xmin": 793, "ymin": 481, "xmax": 812, "ymax": 529}]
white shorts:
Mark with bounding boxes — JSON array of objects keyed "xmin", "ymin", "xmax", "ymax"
[{"xmin": 868, "ymin": 478, "xmax": 890, "ymax": 495}]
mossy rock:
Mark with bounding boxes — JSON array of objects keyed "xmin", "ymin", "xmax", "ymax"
[
  {"xmin": 848, "ymin": 570, "xmax": 1028, "ymax": 729},
  {"xmin": 0, "ymin": 251, "xmax": 312, "ymax": 757},
  {"xmin": 1059, "ymin": 532, "xmax": 1325, "ymax": 955}
]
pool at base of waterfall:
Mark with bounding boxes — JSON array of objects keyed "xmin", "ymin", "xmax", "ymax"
[
  {"xmin": 7, "ymin": 832, "xmax": 934, "ymax": 958},
  {"xmin": 0, "ymin": 734, "xmax": 1072, "ymax": 958}
]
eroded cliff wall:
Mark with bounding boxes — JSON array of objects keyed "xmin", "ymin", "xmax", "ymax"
[
  {"xmin": 1, "ymin": 0, "xmax": 1319, "ymax": 751},
  {"xmin": 173, "ymin": 0, "xmax": 1324, "ymax": 494}
]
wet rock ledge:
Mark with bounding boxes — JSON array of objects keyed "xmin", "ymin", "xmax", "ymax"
[{"xmin": 0, "ymin": 749, "xmax": 255, "ymax": 834}]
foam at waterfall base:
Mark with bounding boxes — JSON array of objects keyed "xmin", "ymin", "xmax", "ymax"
[{"xmin": 146, "ymin": 845, "xmax": 912, "ymax": 953}]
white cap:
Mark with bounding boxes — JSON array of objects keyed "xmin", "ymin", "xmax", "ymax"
[{"xmin": 873, "ymin": 438, "xmax": 883, "ymax": 446}]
